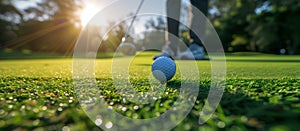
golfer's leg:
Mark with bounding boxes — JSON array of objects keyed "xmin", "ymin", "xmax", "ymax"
[
  {"xmin": 190, "ymin": 0, "xmax": 208, "ymax": 46},
  {"xmin": 177, "ymin": 0, "xmax": 208, "ymax": 60},
  {"xmin": 166, "ymin": 0, "xmax": 181, "ymax": 53}
]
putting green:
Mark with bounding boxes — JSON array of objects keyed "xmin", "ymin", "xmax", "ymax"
[{"xmin": 0, "ymin": 52, "xmax": 299, "ymax": 130}]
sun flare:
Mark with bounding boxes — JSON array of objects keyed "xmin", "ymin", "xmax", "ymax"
[{"xmin": 80, "ymin": 4, "xmax": 100, "ymax": 27}]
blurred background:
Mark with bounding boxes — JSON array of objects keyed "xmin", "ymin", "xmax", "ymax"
[{"xmin": 0, "ymin": 0, "xmax": 299, "ymax": 59}]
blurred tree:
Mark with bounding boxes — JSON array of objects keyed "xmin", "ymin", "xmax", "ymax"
[
  {"xmin": 100, "ymin": 21, "xmax": 126, "ymax": 52},
  {"xmin": 40, "ymin": 0, "xmax": 83, "ymax": 25},
  {"xmin": 145, "ymin": 16, "xmax": 166, "ymax": 31},
  {"xmin": 2, "ymin": 0, "xmax": 83, "ymax": 55},
  {"xmin": 0, "ymin": 0, "xmax": 23, "ymax": 44},
  {"xmin": 247, "ymin": 0, "xmax": 300, "ymax": 54},
  {"xmin": 210, "ymin": 0, "xmax": 300, "ymax": 54},
  {"xmin": 2, "ymin": 0, "xmax": 299, "ymax": 55},
  {"xmin": 142, "ymin": 16, "xmax": 166, "ymax": 50},
  {"xmin": 210, "ymin": 0, "xmax": 265, "ymax": 52},
  {"xmin": 76, "ymin": 24, "xmax": 102, "ymax": 54}
]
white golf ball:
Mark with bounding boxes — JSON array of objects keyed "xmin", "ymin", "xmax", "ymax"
[{"xmin": 152, "ymin": 56, "xmax": 176, "ymax": 83}]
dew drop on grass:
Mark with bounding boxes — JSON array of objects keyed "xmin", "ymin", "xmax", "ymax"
[
  {"xmin": 109, "ymin": 102, "xmax": 114, "ymax": 105},
  {"xmin": 217, "ymin": 121, "xmax": 226, "ymax": 128},
  {"xmin": 121, "ymin": 107, "xmax": 127, "ymax": 112},
  {"xmin": 32, "ymin": 119, "xmax": 40, "ymax": 126},
  {"xmin": 58, "ymin": 107, "xmax": 63, "ymax": 112},
  {"xmin": 95, "ymin": 119, "xmax": 102, "ymax": 126},
  {"xmin": 105, "ymin": 121, "xmax": 113, "ymax": 129},
  {"xmin": 241, "ymin": 116, "xmax": 248, "ymax": 122},
  {"xmin": 42, "ymin": 106, "xmax": 47, "ymax": 111},
  {"xmin": 133, "ymin": 105, "xmax": 139, "ymax": 110},
  {"xmin": 153, "ymin": 97, "xmax": 158, "ymax": 100},
  {"xmin": 107, "ymin": 106, "xmax": 113, "ymax": 110},
  {"xmin": 21, "ymin": 105, "xmax": 26, "ymax": 110},
  {"xmin": 33, "ymin": 108, "xmax": 39, "ymax": 113},
  {"xmin": 132, "ymin": 113, "xmax": 138, "ymax": 119},
  {"xmin": 155, "ymin": 112, "xmax": 160, "ymax": 117},
  {"xmin": 10, "ymin": 111, "xmax": 16, "ymax": 117},
  {"xmin": 62, "ymin": 126, "xmax": 70, "ymax": 131},
  {"xmin": 122, "ymin": 98, "xmax": 126, "ymax": 103},
  {"xmin": 8, "ymin": 105, "xmax": 13, "ymax": 109},
  {"xmin": 130, "ymin": 94, "xmax": 134, "ymax": 98},
  {"xmin": 184, "ymin": 123, "xmax": 191, "ymax": 130}
]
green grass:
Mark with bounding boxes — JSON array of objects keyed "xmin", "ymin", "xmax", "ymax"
[{"xmin": 0, "ymin": 52, "xmax": 299, "ymax": 130}]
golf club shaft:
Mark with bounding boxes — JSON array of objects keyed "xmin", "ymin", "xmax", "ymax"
[{"xmin": 122, "ymin": 0, "xmax": 145, "ymax": 42}]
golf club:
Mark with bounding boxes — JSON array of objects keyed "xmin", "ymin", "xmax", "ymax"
[{"xmin": 122, "ymin": 0, "xmax": 145, "ymax": 42}]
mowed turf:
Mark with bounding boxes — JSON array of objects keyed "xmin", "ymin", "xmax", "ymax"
[{"xmin": 0, "ymin": 52, "xmax": 299, "ymax": 130}]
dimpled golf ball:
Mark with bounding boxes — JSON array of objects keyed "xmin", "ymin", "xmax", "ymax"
[{"xmin": 152, "ymin": 56, "xmax": 176, "ymax": 83}]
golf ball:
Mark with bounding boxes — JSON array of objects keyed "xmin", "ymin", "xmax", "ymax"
[{"xmin": 152, "ymin": 56, "xmax": 176, "ymax": 83}]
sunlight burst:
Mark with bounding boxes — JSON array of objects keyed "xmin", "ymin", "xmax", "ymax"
[{"xmin": 80, "ymin": 3, "xmax": 101, "ymax": 27}]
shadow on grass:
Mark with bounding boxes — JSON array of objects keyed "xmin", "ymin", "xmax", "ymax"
[
  {"xmin": 167, "ymin": 79, "xmax": 300, "ymax": 130},
  {"xmin": 1, "ymin": 77, "xmax": 299, "ymax": 130}
]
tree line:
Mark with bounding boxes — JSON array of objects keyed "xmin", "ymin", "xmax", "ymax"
[
  {"xmin": 212, "ymin": 0, "xmax": 300, "ymax": 54},
  {"xmin": 0, "ymin": 0, "xmax": 299, "ymax": 55}
]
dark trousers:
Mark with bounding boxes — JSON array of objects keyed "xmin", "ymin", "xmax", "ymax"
[{"xmin": 166, "ymin": 0, "xmax": 208, "ymax": 51}]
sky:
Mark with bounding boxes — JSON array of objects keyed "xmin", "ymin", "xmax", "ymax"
[
  {"xmin": 75, "ymin": 0, "xmax": 169, "ymax": 39},
  {"xmin": 85, "ymin": 0, "xmax": 191, "ymax": 37},
  {"xmin": 13, "ymin": 0, "xmax": 40, "ymax": 9},
  {"xmin": 12, "ymin": 0, "xmax": 169, "ymax": 36},
  {"xmin": 12, "ymin": 0, "xmax": 228, "ymax": 38},
  {"xmin": 11, "ymin": 0, "xmax": 272, "ymax": 40}
]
